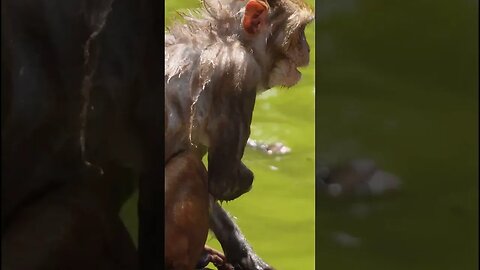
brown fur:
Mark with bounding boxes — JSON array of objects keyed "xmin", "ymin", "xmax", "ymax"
[{"xmin": 165, "ymin": 151, "xmax": 209, "ymax": 270}]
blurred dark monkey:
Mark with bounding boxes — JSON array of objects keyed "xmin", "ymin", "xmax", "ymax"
[
  {"xmin": 1, "ymin": 168, "xmax": 138, "ymax": 270},
  {"xmin": 2, "ymin": 0, "xmax": 162, "ymax": 269},
  {"xmin": 165, "ymin": 0, "xmax": 313, "ymax": 268}
]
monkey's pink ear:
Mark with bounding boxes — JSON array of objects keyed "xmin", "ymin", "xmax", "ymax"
[{"xmin": 242, "ymin": 0, "xmax": 269, "ymax": 35}]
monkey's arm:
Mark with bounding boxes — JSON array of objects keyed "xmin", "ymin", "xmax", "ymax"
[
  {"xmin": 206, "ymin": 88, "xmax": 256, "ymax": 201},
  {"xmin": 209, "ymin": 200, "xmax": 273, "ymax": 270}
]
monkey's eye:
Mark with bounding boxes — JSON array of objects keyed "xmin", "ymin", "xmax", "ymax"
[
  {"xmin": 299, "ymin": 24, "xmax": 306, "ymax": 33},
  {"xmin": 292, "ymin": 27, "xmax": 306, "ymax": 49},
  {"xmin": 298, "ymin": 31, "xmax": 306, "ymax": 45}
]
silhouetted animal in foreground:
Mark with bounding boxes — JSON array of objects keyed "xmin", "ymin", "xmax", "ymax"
[{"xmin": 2, "ymin": 0, "xmax": 162, "ymax": 268}]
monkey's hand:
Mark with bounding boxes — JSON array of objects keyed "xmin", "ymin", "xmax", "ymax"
[
  {"xmin": 196, "ymin": 245, "xmax": 234, "ymax": 270},
  {"xmin": 229, "ymin": 248, "xmax": 273, "ymax": 270},
  {"xmin": 210, "ymin": 201, "xmax": 274, "ymax": 270}
]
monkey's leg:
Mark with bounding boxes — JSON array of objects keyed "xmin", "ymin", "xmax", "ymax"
[
  {"xmin": 209, "ymin": 200, "xmax": 273, "ymax": 270},
  {"xmin": 165, "ymin": 151, "xmax": 209, "ymax": 270}
]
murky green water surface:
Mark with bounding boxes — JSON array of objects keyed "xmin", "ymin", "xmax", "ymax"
[{"xmin": 316, "ymin": 1, "xmax": 478, "ymax": 269}]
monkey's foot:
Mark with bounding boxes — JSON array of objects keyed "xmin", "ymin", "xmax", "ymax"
[
  {"xmin": 227, "ymin": 250, "xmax": 274, "ymax": 270},
  {"xmin": 196, "ymin": 245, "xmax": 234, "ymax": 270}
]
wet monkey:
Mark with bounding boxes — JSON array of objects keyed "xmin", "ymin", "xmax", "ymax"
[
  {"xmin": 164, "ymin": 0, "xmax": 313, "ymax": 268},
  {"xmin": 165, "ymin": 0, "xmax": 314, "ymax": 200}
]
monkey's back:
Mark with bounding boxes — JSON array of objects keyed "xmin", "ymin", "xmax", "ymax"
[{"xmin": 164, "ymin": 29, "xmax": 262, "ymax": 163}]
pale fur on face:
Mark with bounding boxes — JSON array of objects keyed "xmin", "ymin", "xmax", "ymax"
[{"xmin": 267, "ymin": 0, "xmax": 314, "ymax": 87}]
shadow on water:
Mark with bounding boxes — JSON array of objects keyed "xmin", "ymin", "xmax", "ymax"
[{"xmin": 316, "ymin": 0, "xmax": 478, "ymax": 269}]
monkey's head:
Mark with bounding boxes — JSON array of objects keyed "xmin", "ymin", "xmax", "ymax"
[
  {"xmin": 168, "ymin": 0, "xmax": 313, "ymax": 90},
  {"xmin": 240, "ymin": 0, "xmax": 314, "ymax": 89}
]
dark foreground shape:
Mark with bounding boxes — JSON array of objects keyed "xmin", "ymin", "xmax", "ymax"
[
  {"xmin": 1, "ymin": 171, "xmax": 137, "ymax": 270},
  {"xmin": 2, "ymin": 0, "xmax": 162, "ymax": 268}
]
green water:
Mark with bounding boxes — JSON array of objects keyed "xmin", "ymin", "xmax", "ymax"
[{"xmin": 316, "ymin": 1, "xmax": 478, "ymax": 269}]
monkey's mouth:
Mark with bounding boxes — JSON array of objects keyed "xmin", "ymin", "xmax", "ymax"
[{"xmin": 268, "ymin": 59, "xmax": 302, "ymax": 88}]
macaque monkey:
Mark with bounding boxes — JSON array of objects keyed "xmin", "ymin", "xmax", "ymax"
[
  {"xmin": 165, "ymin": 0, "xmax": 313, "ymax": 268},
  {"xmin": 165, "ymin": 0, "xmax": 314, "ymax": 200}
]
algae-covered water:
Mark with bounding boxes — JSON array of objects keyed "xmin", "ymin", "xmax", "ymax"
[{"xmin": 316, "ymin": 1, "xmax": 478, "ymax": 269}]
